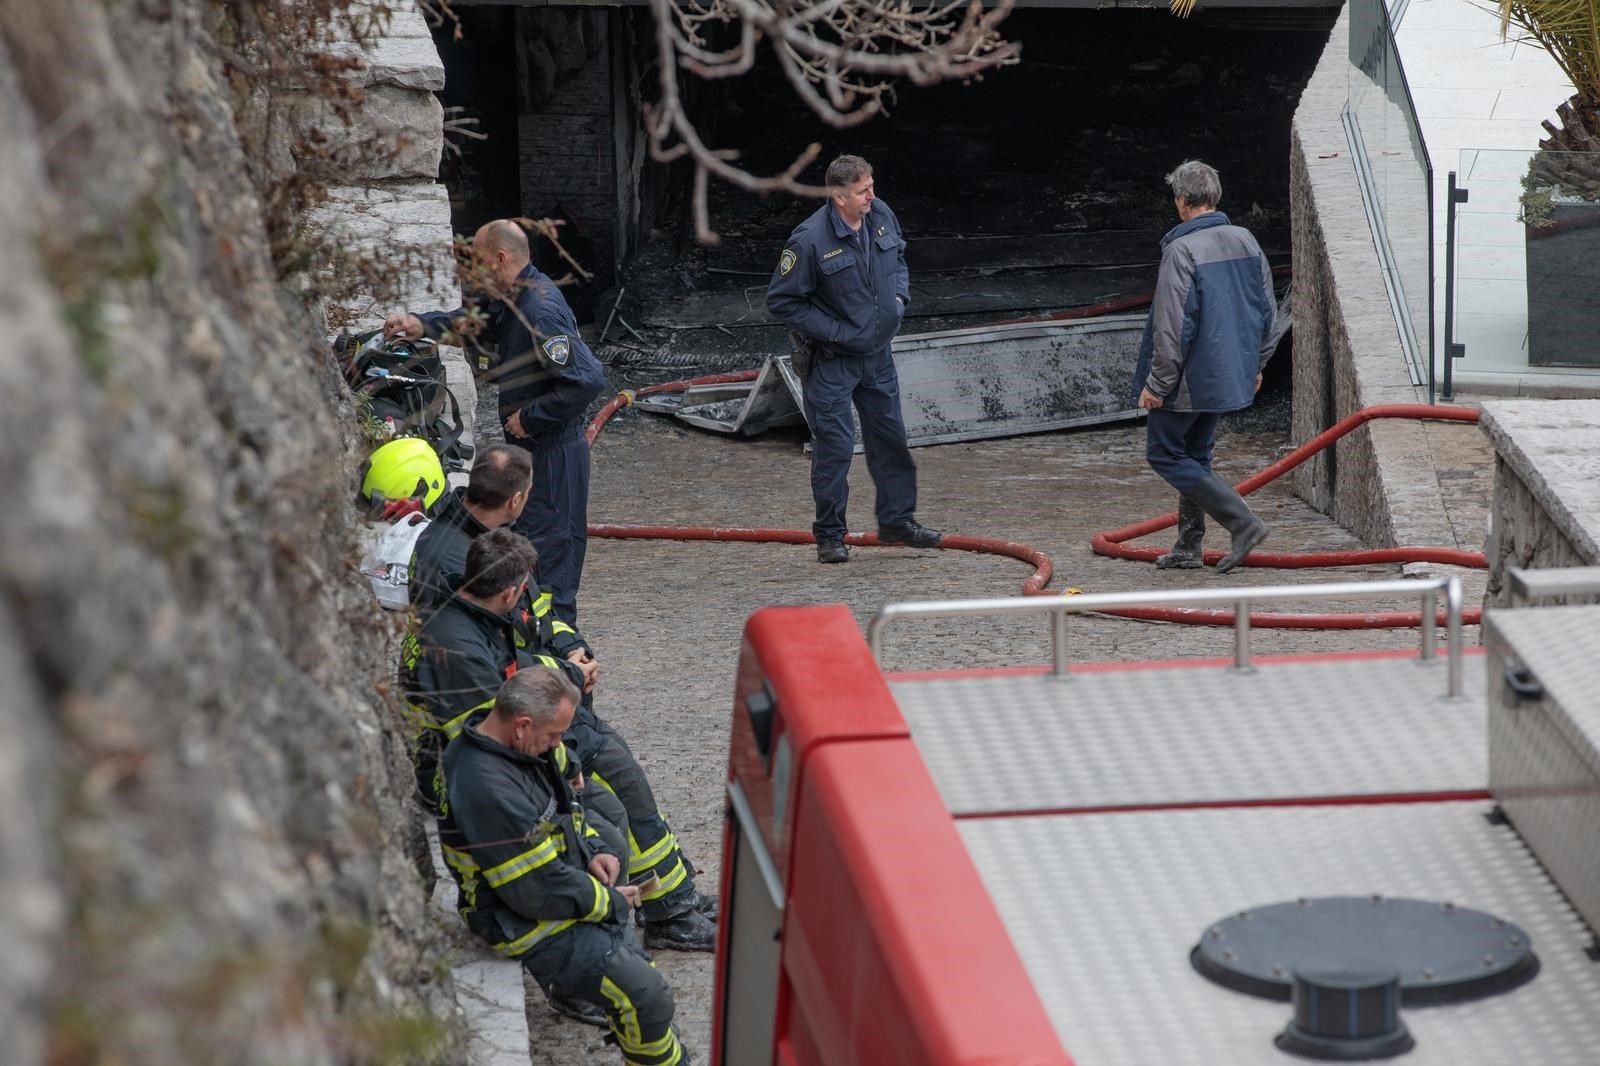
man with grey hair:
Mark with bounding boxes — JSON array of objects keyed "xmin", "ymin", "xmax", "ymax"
[
  {"xmin": 1132, "ymin": 160, "xmax": 1276, "ymax": 574},
  {"xmin": 443, "ymin": 669, "xmax": 689, "ymax": 1064},
  {"xmin": 767, "ymin": 154, "xmax": 942, "ymax": 565}
]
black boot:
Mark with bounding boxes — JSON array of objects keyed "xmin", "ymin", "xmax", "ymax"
[
  {"xmin": 1155, "ymin": 495, "xmax": 1206, "ymax": 569},
  {"xmin": 643, "ymin": 907, "xmax": 717, "ymax": 952},
  {"xmin": 1186, "ymin": 474, "xmax": 1268, "ymax": 575},
  {"xmin": 547, "ymin": 989, "xmax": 609, "ymax": 1028}
]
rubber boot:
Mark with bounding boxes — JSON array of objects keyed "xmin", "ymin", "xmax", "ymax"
[
  {"xmin": 1186, "ymin": 473, "xmax": 1268, "ymax": 575},
  {"xmin": 1155, "ymin": 495, "xmax": 1206, "ymax": 569}
]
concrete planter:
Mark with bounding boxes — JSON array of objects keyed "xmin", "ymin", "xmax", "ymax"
[{"xmin": 1525, "ymin": 199, "xmax": 1600, "ymax": 367}]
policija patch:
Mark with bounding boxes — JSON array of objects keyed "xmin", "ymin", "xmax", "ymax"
[
  {"xmin": 542, "ymin": 335, "xmax": 571, "ymax": 366},
  {"xmin": 779, "ymin": 248, "xmax": 797, "ymax": 276}
]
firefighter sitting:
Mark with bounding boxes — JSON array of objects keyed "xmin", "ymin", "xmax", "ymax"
[
  {"xmin": 410, "ymin": 444, "xmax": 719, "ymax": 952},
  {"xmin": 446, "ymin": 668, "xmax": 691, "ymax": 1066},
  {"xmin": 402, "ymin": 529, "xmax": 629, "ymax": 1027}
]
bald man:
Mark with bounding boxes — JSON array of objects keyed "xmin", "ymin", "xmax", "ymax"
[{"xmin": 387, "ymin": 220, "xmax": 605, "ymax": 626}]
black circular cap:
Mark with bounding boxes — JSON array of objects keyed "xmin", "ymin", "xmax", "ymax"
[
  {"xmin": 1191, "ymin": 896, "xmax": 1540, "ymax": 1006},
  {"xmin": 1275, "ymin": 969, "xmax": 1415, "ymax": 1061}
]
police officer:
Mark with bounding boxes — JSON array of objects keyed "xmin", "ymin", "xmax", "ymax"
[
  {"xmin": 766, "ymin": 155, "xmax": 942, "ymax": 564},
  {"xmin": 385, "ymin": 219, "xmax": 604, "ymax": 626},
  {"xmin": 445, "ymin": 668, "xmax": 690, "ymax": 1065}
]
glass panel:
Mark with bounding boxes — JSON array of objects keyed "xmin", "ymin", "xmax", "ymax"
[
  {"xmin": 1348, "ymin": 0, "xmax": 1434, "ymax": 375},
  {"xmin": 1454, "ymin": 149, "xmax": 1600, "ymax": 374}
]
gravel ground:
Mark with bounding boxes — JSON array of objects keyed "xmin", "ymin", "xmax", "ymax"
[{"xmin": 520, "ymin": 400, "xmax": 1489, "ymax": 1063}]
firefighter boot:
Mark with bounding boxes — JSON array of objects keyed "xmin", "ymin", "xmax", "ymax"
[
  {"xmin": 547, "ymin": 989, "xmax": 608, "ymax": 1028},
  {"xmin": 643, "ymin": 906, "xmax": 717, "ymax": 952},
  {"xmin": 1187, "ymin": 473, "xmax": 1268, "ymax": 575},
  {"xmin": 1155, "ymin": 495, "xmax": 1206, "ymax": 569}
]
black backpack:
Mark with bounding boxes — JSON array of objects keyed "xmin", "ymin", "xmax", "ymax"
[{"xmin": 335, "ymin": 330, "xmax": 473, "ymax": 471}]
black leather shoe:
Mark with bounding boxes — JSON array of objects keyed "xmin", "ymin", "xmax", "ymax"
[
  {"xmin": 816, "ymin": 538, "xmax": 849, "ymax": 564},
  {"xmin": 644, "ymin": 908, "xmax": 717, "ymax": 952},
  {"xmin": 547, "ymin": 989, "xmax": 609, "ymax": 1028},
  {"xmin": 878, "ymin": 521, "xmax": 943, "ymax": 548}
]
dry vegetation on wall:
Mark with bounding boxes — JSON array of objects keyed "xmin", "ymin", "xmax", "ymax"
[{"xmin": 0, "ymin": 2, "xmax": 461, "ymax": 1064}]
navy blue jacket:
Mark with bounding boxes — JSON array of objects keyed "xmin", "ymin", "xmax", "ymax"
[
  {"xmin": 420, "ymin": 264, "xmax": 605, "ymax": 440},
  {"xmin": 767, "ymin": 200, "xmax": 910, "ymax": 356},
  {"xmin": 1131, "ymin": 211, "xmax": 1276, "ymax": 413}
]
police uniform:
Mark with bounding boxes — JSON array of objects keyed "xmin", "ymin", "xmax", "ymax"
[
  {"xmin": 419, "ymin": 264, "xmax": 605, "ymax": 627},
  {"xmin": 766, "ymin": 199, "xmax": 920, "ymax": 544},
  {"xmin": 444, "ymin": 725, "xmax": 686, "ymax": 1066}
]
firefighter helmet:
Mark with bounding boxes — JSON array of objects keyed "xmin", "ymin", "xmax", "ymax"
[{"xmin": 359, "ymin": 437, "xmax": 445, "ymax": 516}]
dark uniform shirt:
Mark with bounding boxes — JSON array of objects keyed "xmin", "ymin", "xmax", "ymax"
[
  {"xmin": 767, "ymin": 200, "xmax": 910, "ymax": 356},
  {"xmin": 443, "ymin": 725, "xmax": 623, "ymax": 959},
  {"xmin": 419, "ymin": 263, "xmax": 605, "ymax": 440},
  {"xmin": 407, "ymin": 488, "xmax": 588, "ymax": 659}
]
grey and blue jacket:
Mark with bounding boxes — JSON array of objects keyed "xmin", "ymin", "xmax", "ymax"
[
  {"xmin": 1132, "ymin": 211, "xmax": 1276, "ymax": 413},
  {"xmin": 767, "ymin": 199, "xmax": 910, "ymax": 357}
]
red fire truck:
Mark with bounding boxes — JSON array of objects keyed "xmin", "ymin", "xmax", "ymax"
[{"xmin": 711, "ymin": 569, "xmax": 1600, "ymax": 1065}]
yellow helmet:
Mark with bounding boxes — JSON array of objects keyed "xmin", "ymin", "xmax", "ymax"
[{"xmin": 359, "ymin": 437, "xmax": 445, "ymax": 516}]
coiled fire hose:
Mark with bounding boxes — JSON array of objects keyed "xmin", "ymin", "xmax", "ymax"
[{"xmin": 587, "ymin": 375, "xmax": 1483, "ymax": 630}]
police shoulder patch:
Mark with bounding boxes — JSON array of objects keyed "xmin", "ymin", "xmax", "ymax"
[
  {"xmin": 779, "ymin": 248, "xmax": 797, "ymax": 276},
  {"xmin": 542, "ymin": 335, "xmax": 571, "ymax": 366},
  {"xmin": 821, "ymin": 248, "xmax": 844, "ymax": 261}
]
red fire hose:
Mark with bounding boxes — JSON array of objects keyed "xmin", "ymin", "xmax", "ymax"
[{"xmin": 587, "ymin": 374, "xmax": 1485, "ymax": 630}]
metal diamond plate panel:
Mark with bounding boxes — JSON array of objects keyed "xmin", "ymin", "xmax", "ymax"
[
  {"xmin": 893, "ymin": 655, "xmax": 1487, "ymax": 814},
  {"xmin": 1487, "ymin": 605, "xmax": 1600, "ymax": 941},
  {"xmin": 958, "ymin": 802, "xmax": 1600, "ymax": 1066}
]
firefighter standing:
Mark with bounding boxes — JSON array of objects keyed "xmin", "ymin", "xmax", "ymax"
[
  {"xmin": 766, "ymin": 155, "xmax": 942, "ymax": 565},
  {"xmin": 446, "ymin": 668, "xmax": 689, "ymax": 1066},
  {"xmin": 385, "ymin": 219, "xmax": 604, "ymax": 627}
]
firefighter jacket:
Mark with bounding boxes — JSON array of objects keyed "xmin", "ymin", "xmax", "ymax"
[
  {"xmin": 408, "ymin": 488, "xmax": 588, "ymax": 659},
  {"xmin": 418, "ymin": 263, "xmax": 605, "ymax": 443},
  {"xmin": 767, "ymin": 199, "xmax": 910, "ymax": 358},
  {"xmin": 399, "ymin": 595, "xmax": 571, "ymax": 816},
  {"xmin": 442, "ymin": 725, "xmax": 628, "ymax": 959}
]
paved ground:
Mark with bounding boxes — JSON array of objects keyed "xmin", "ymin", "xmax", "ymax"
[{"xmin": 521, "ymin": 401, "xmax": 1492, "ymax": 1063}]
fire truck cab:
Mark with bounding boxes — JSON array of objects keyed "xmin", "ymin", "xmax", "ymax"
[{"xmin": 711, "ymin": 570, "xmax": 1600, "ymax": 1065}]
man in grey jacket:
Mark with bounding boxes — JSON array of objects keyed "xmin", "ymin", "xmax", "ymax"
[{"xmin": 1132, "ymin": 160, "xmax": 1276, "ymax": 574}]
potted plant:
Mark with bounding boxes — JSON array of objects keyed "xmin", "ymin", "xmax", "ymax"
[{"xmin": 1501, "ymin": 0, "xmax": 1600, "ymax": 367}]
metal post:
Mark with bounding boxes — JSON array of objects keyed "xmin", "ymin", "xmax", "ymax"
[
  {"xmin": 1051, "ymin": 608, "xmax": 1070, "ymax": 678},
  {"xmin": 1442, "ymin": 171, "xmax": 1469, "ymax": 401},
  {"xmin": 1235, "ymin": 599, "xmax": 1252, "ymax": 670},
  {"xmin": 1446, "ymin": 577, "xmax": 1464, "ymax": 698},
  {"xmin": 1420, "ymin": 587, "xmax": 1437, "ymax": 660}
]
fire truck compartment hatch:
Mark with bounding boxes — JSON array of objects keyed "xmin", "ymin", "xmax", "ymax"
[
  {"xmin": 956, "ymin": 802, "xmax": 1600, "ymax": 1065},
  {"xmin": 891, "ymin": 653, "xmax": 1487, "ymax": 815},
  {"xmin": 1191, "ymin": 895, "xmax": 1539, "ymax": 1005}
]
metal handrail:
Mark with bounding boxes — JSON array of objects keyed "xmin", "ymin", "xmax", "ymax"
[{"xmin": 867, "ymin": 576, "xmax": 1466, "ymax": 698}]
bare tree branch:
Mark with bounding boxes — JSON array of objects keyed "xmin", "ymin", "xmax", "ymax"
[{"xmin": 645, "ymin": 0, "xmax": 1019, "ymax": 243}]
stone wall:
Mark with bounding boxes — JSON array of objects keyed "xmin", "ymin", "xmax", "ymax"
[
  {"xmin": 1479, "ymin": 400, "xmax": 1600, "ymax": 605},
  {"xmin": 0, "ymin": 2, "xmax": 461, "ymax": 1062},
  {"xmin": 309, "ymin": 2, "xmax": 460, "ymax": 334},
  {"xmin": 1289, "ymin": 6, "xmax": 1457, "ymax": 552}
]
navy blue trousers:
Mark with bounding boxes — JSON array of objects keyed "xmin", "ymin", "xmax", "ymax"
[
  {"xmin": 1145, "ymin": 409, "xmax": 1221, "ymax": 494},
  {"xmin": 802, "ymin": 346, "xmax": 918, "ymax": 541},
  {"xmin": 511, "ymin": 425, "xmax": 589, "ymax": 627}
]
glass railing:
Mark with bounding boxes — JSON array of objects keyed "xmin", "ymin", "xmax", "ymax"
[
  {"xmin": 1347, "ymin": 0, "xmax": 1433, "ymax": 386},
  {"xmin": 1447, "ymin": 149, "xmax": 1600, "ymax": 379}
]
